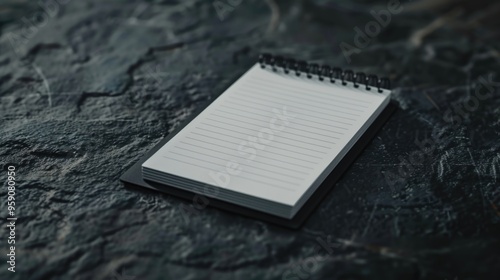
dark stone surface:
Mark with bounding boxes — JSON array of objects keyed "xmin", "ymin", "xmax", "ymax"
[{"xmin": 0, "ymin": 0, "xmax": 499, "ymax": 279}]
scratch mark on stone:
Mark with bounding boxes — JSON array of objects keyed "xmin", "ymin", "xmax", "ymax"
[
  {"xmin": 467, "ymin": 148, "xmax": 481, "ymax": 180},
  {"xmin": 33, "ymin": 64, "xmax": 53, "ymax": 107},
  {"xmin": 424, "ymin": 91, "xmax": 440, "ymax": 110},
  {"xmin": 342, "ymin": 184, "xmax": 352, "ymax": 195},
  {"xmin": 128, "ymin": 2, "xmax": 150, "ymax": 24},
  {"xmin": 438, "ymin": 157, "xmax": 444, "ymax": 179},
  {"xmin": 468, "ymin": 148, "xmax": 487, "ymax": 212},
  {"xmin": 265, "ymin": 0, "xmax": 280, "ymax": 34},
  {"xmin": 437, "ymin": 151, "xmax": 449, "ymax": 181},
  {"xmin": 394, "ymin": 216, "xmax": 400, "ymax": 237},
  {"xmin": 337, "ymin": 232, "xmax": 358, "ymax": 249},
  {"xmin": 362, "ymin": 201, "xmax": 378, "ymax": 238},
  {"xmin": 60, "ymin": 154, "xmax": 87, "ymax": 177},
  {"xmin": 491, "ymin": 155, "xmax": 499, "ymax": 182}
]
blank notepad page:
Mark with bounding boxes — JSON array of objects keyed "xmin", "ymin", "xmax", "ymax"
[{"xmin": 142, "ymin": 64, "xmax": 390, "ymax": 207}]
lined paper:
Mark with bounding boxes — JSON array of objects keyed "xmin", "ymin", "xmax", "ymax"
[{"xmin": 142, "ymin": 64, "xmax": 390, "ymax": 207}]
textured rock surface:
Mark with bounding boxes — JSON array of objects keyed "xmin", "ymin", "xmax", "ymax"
[{"xmin": 0, "ymin": 0, "xmax": 499, "ymax": 279}]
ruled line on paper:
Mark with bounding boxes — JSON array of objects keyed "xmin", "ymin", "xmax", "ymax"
[
  {"xmin": 224, "ymin": 91, "xmax": 360, "ymax": 124},
  {"xmin": 241, "ymin": 78, "xmax": 372, "ymax": 108},
  {"xmin": 212, "ymin": 108, "xmax": 350, "ymax": 134},
  {"xmin": 169, "ymin": 151, "xmax": 303, "ymax": 180},
  {"xmin": 199, "ymin": 113, "xmax": 344, "ymax": 149},
  {"xmin": 226, "ymin": 95, "xmax": 361, "ymax": 117},
  {"xmin": 173, "ymin": 145, "xmax": 309, "ymax": 177},
  {"xmin": 232, "ymin": 90, "xmax": 363, "ymax": 117},
  {"xmin": 194, "ymin": 125, "xmax": 328, "ymax": 153},
  {"xmin": 183, "ymin": 137, "xmax": 318, "ymax": 166},
  {"xmin": 190, "ymin": 129, "xmax": 326, "ymax": 157},
  {"xmin": 185, "ymin": 135, "xmax": 320, "ymax": 164},
  {"xmin": 255, "ymin": 73, "xmax": 376, "ymax": 104},
  {"xmin": 224, "ymin": 98, "xmax": 357, "ymax": 125},
  {"xmin": 199, "ymin": 122, "xmax": 332, "ymax": 149},
  {"xmin": 204, "ymin": 117, "xmax": 339, "ymax": 143},
  {"xmin": 218, "ymin": 104, "xmax": 355, "ymax": 128},
  {"xmin": 248, "ymin": 75, "xmax": 374, "ymax": 105},
  {"xmin": 209, "ymin": 113, "xmax": 343, "ymax": 139},
  {"xmin": 235, "ymin": 85, "xmax": 365, "ymax": 113},
  {"xmin": 160, "ymin": 156, "xmax": 296, "ymax": 191},
  {"xmin": 236, "ymin": 88, "xmax": 366, "ymax": 114},
  {"xmin": 166, "ymin": 151, "xmax": 301, "ymax": 184},
  {"xmin": 178, "ymin": 141, "xmax": 311, "ymax": 173},
  {"xmin": 188, "ymin": 131, "xmax": 323, "ymax": 160}
]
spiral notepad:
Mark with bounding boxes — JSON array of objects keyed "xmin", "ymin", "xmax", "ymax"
[{"xmin": 134, "ymin": 54, "xmax": 392, "ymax": 220}]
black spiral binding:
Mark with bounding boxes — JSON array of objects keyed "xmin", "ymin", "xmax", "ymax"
[{"xmin": 258, "ymin": 53, "xmax": 391, "ymax": 93}]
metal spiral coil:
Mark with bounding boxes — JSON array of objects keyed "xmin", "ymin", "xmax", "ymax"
[{"xmin": 258, "ymin": 53, "xmax": 391, "ymax": 93}]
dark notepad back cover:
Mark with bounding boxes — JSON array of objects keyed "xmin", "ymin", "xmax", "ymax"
[{"xmin": 120, "ymin": 98, "xmax": 396, "ymax": 229}]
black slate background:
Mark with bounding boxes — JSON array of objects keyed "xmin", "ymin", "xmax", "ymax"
[{"xmin": 0, "ymin": 0, "xmax": 499, "ymax": 279}]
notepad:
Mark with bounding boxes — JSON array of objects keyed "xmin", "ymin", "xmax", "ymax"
[{"xmin": 140, "ymin": 55, "xmax": 392, "ymax": 219}]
